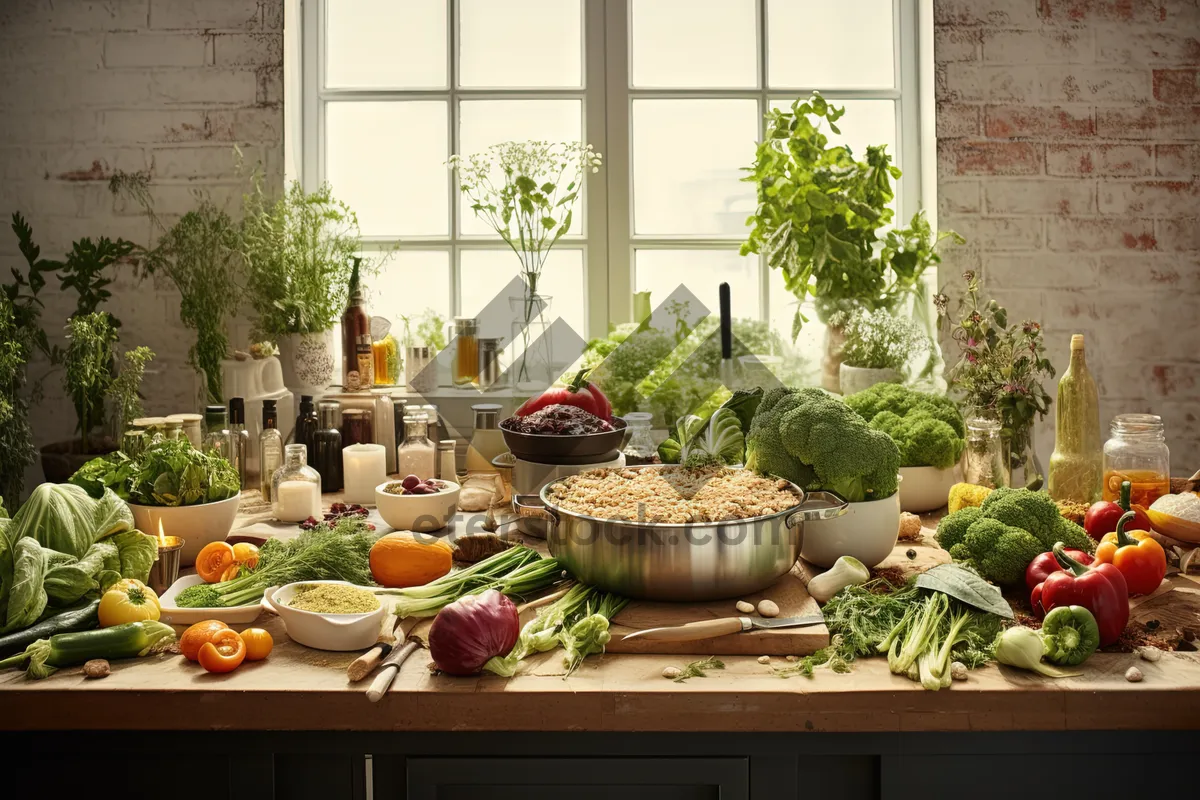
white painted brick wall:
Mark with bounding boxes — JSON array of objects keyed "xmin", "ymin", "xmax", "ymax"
[
  {"xmin": 1, "ymin": 0, "xmax": 282, "ymax": 491},
  {"xmin": 936, "ymin": 0, "xmax": 1200, "ymax": 471}
]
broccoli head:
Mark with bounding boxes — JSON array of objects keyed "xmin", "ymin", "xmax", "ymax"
[
  {"xmin": 845, "ymin": 384, "xmax": 966, "ymax": 469},
  {"xmin": 962, "ymin": 518, "xmax": 1045, "ymax": 585},
  {"xmin": 846, "ymin": 384, "xmax": 966, "ymax": 437},
  {"xmin": 935, "ymin": 505, "xmax": 983, "ymax": 553},
  {"xmin": 745, "ymin": 387, "xmax": 899, "ymax": 502},
  {"xmin": 980, "ymin": 487, "xmax": 1095, "ymax": 554}
]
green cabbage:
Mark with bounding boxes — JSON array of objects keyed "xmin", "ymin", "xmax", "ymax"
[{"xmin": 9, "ymin": 484, "xmax": 133, "ymax": 559}]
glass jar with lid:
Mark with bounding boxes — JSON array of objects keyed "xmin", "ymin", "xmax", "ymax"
[
  {"xmin": 1102, "ymin": 413, "xmax": 1170, "ymax": 506},
  {"xmin": 272, "ymin": 444, "xmax": 322, "ymax": 523},
  {"xmin": 452, "ymin": 317, "xmax": 480, "ymax": 386},
  {"xmin": 341, "ymin": 407, "xmax": 374, "ymax": 447},
  {"xmin": 963, "ymin": 416, "xmax": 1010, "ymax": 489},
  {"xmin": 620, "ymin": 412, "xmax": 658, "ymax": 466}
]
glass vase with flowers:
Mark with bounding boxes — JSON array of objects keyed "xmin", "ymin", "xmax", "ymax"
[
  {"xmin": 937, "ymin": 271, "xmax": 1055, "ymax": 489},
  {"xmin": 448, "ymin": 141, "xmax": 602, "ymax": 390}
]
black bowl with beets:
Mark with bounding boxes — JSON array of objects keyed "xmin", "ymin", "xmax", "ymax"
[{"xmin": 500, "ymin": 404, "xmax": 629, "ymax": 465}]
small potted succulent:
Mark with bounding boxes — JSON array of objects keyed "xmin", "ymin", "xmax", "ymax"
[{"xmin": 837, "ymin": 309, "xmax": 930, "ymax": 396}]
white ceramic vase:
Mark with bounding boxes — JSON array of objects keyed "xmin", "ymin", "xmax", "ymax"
[
  {"xmin": 276, "ymin": 330, "xmax": 336, "ymax": 397},
  {"xmin": 838, "ymin": 363, "xmax": 902, "ymax": 396},
  {"xmin": 898, "ymin": 465, "xmax": 961, "ymax": 513}
]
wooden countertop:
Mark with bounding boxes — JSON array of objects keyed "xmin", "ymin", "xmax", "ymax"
[{"xmin": 4, "ymin": 498, "xmax": 1200, "ymax": 733}]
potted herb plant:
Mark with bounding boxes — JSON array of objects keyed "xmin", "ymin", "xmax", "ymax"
[
  {"xmin": 110, "ymin": 173, "xmax": 243, "ymax": 405},
  {"xmin": 741, "ymin": 94, "xmax": 961, "ymax": 393},
  {"xmin": 837, "ymin": 308, "xmax": 930, "ymax": 395},
  {"xmin": 240, "ymin": 173, "xmax": 363, "ymax": 396},
  {"xmin": 936, "ymin": 270, "xmax": 1056, "ymax": 490},
  {"xmin": 449, "ymin": 141, "xmax": 602, "ymax": 390}
]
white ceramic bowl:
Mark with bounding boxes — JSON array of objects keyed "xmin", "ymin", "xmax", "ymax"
[
  {"xmin": 263, "ymin": 580, "xmax": 388, "ymax": 652},
  {"xmin": 128, "ymin": 493, "xmax": 241, "ymax": 566},
  {"xmin": 898, "ymin": 465, "xmax": 960, "ymax": 513},
  {"xmin": 374, "ymin": 480, "xmax": 460, "ymax": 533},
  {"xmin": 800, "ymin": 483, "xmax": 902, "ymax": 568},
  {"xmin": 158, "ymin": 574, "xmax": 264, "ymax": 626}
]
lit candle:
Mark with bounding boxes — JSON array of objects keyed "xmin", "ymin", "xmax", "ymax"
[
  {"xmin": 276, "ymin": 480, "xmax": 320, "ymax": 522},
  {"xmin": 343, "ymin": 443, "xmax": 387, "ymax": 505},
  {"xmin": 149, "ymin": 519, "xmax": 185, "ymax": 595}
]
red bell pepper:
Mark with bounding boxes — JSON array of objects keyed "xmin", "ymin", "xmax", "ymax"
[
  {"xmin": 1025, "ymin": 548, "xmax": 1093, "ymax": 592},
  {"xmin": 515, "ymin": 369, "xmax": 612, "ymax": 422},
  {"xmin": 1038, "ymin": 542, "xmax": 1129, "ymax": 647},
  {"xmin": 1084, "ymin": 480, "xmax": 1152, "ymax": 542}
]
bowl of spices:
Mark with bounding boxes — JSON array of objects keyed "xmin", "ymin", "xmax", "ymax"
[{"xmin": 263, "ymin": 580, "xmax": 387, "ymax": 651}]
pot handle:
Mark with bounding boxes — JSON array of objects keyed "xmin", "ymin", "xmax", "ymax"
[
  {"xmin": 512, "ymin": 494, "xmax": 559, "ymax": 527},
  {"xmin": 785, "ymin": 491, "xmax": 850, "ymax": 527}
]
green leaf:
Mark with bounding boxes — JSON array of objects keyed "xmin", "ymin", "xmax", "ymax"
[{"xmin": 915, "ymin": 563, "xmax": 1014, "ymax": 619}]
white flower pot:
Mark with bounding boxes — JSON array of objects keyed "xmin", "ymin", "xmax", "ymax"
[
  {"xmin": 898, "ymin": 465, "xmax": 961, "ymax": 513},
  {"xmin": 277, "ymin": 330, "xmax": 336, "ymax": 396},
  {"xmin": 838, "ymin": 363, "xmax": 902, "ymax": 396},
  {"xmin": 800, "ymin": 482, "xmax": 902, "ymax": 568},
  {"xmin": 128, "ymin": 494, "xmax": 241, "ymax": 566}
]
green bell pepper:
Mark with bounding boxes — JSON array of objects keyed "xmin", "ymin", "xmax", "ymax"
[{"xmin": 1040, "ymin": 605, "xmax": 1100, "ymax": 666}]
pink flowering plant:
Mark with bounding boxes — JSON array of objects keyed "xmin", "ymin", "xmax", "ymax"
[{"xmin": 935, "ymin": 270, "xmax": 1054, "ymax": 474}]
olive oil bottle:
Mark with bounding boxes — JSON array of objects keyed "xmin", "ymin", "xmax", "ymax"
[{"xmin": 1048, "ymin": 334, "xmax": 1102, "ymax": 504}]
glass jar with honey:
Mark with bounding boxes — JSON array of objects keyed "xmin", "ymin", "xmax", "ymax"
[{"xmin": 1102, "ymin": 413, "xmax": 1170, "ymax": 506}]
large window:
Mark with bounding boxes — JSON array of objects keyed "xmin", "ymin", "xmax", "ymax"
[{"xmin": 300, "ymin": 0, "xmax": 924, "ymax": 349}]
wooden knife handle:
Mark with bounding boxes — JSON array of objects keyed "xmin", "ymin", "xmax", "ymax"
[
  {"xmin": 366, "ymin": 642, "xmax": 420, "ymax": 703},
  {"xmin": 634, "ymin": 617, "xmax": 747, "ymax": 642},
  {"xmin": 347, "ymin": 642, "xmax": 391, "ymax": 683}
]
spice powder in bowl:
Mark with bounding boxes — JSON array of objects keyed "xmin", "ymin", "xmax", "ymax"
[{"xmin": 286, "ymin": 583, "xmax": 380, "ymax": 614}]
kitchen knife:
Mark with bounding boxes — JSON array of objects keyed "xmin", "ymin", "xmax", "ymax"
[
  {"xmin": 718, "ymin": 282, "xmax": 735, "ymax": 388},
  {"xmin": 621, "ymin": 615, "xmax": 825, "ymax": 643}
]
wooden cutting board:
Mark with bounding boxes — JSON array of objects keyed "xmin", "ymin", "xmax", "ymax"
[{"xmin": 606, "ymin": 566, "xmax": 829, "ymax": 656}]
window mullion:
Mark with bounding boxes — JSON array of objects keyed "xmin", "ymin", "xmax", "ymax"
[{"xmin": 603, "ymin": 0, "xmax": 632, "ymax": 330}]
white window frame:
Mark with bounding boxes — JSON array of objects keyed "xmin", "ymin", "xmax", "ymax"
[{"xmin": 295, "ymin": 0, "xmax": 929, "ymax": 341}]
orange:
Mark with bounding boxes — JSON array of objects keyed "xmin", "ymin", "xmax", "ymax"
[
  {"xmin": 180, "ymin": 619, "xmax": 230, "ymax": 662},
  {"xmin": 231, "ymin": 542, "xmax": 260, "ymax": 569},
  {"xmin": 195, "ymin": 541, "xmax": 235, "ymax": 583},
  {"xmin": 198, "ymin": 629, "xmax": 246, "ymax": 674},
  {"xmin": 369, "ymin": 531, "xmax": 453, "ymax": 588},
  {"xmin": 240, "ymin": 628, "xmax": 273, "ymax": 661}
]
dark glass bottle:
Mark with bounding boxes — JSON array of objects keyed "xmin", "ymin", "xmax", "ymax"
[
  {"xmin": 341, "ymin": 257, "xmax": 373, "ymax": 392},
  {"xmin": 293, "ymin": 395, "xmax": 320, "ymax": 460},
  {"xmin": 313, "ymin": 400, "xmax": 344, "ymax": 492}
]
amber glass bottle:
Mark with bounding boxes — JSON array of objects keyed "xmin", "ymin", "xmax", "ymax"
[{"xmin": 341, "ymin": 257, "xmax": 373, "ymax": 391}]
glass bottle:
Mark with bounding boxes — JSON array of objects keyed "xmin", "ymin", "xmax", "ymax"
[
  {"xmin": 1048, "ymin": 334, "xmax": 1102, "ymax": 504},
  {"xmin": 341, "ymin": 257, "xmax": 373, "ymax": 392},
  {"xmin": 259, "ymin": 399, "xmax": 284, "ymax": 503},
  {"xmin": 294, "ymin": 395, "xmax": 320, "ymax": 458},
  {"xmin": 271, "ymin": 444, "xmax": 322, "ymax": 523},
  {"xmin": 1103, "ymin": 414, "xmax": 1170, "ymax": 506},
  {"xmin": 419, "ymin": 404, "xmax": 440, "ymax": 448},
  {"xmin": 203, "ymin": 405, "xmax": 236, "ymax": 469},
  {"xmin": 228, "ymin": 396, "xmax": 250, "ymax": 489},
  {"xmin": 466, "ymin": 404, "xmax": 505, "ymax": 474},
  {"xmin": 341, "ymin": 408, "xmax": 374, "ymax": 447},
  {"xmin": 437, "ymin": 439, "xmax": 457, "ymax": 482},
  {"xmin": 314, "ymin": 400, "xmax": 344, "ymax": 492},
  {"xmin": 122, "ymin": 429, "xmax": 147, "ymax": 460},
  {"xmin": 964, "ymin": 416, "xmax": 1009, "ymax": 489},
  {"xmin": 620, "ymin": 412, "xmax": 659, "ymax": 466},
  {"xmin": 452, "ymin": 317, "xmax": 480, "ymax": 386},
  {"xmin": 397, "ymin": 414, "xmax": 436, "ymax": 479}
]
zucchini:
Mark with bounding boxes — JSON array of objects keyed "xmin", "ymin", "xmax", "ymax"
[
  {"xmin": 0, "ymin": 619, "xmax": 176, "ymax": 679},
  {"xmin": 0, "ymin": 600, "xmax": 100, "ymax": 659}
]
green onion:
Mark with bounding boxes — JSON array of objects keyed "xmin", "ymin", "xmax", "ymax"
[{"xmin": 381, "ymin": 546, "xmax": 562, "ymax": 619}]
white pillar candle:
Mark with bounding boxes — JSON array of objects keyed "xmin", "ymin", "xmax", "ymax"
[
  {"xmin": 343, "ymin": 443, "xmax": 387, "ymax": 506},
  {"xmin": 276, "ymin": 480, "xmax": 319, "ymax": 522}
]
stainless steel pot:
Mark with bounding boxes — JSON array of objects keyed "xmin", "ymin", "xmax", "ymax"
[{"xmin": 513, "ymin": 475, "xmax": 848, "ymax": 602}]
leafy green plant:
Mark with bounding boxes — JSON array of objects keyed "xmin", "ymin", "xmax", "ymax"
[
  {"xmin": 936, "ymin": 270, "xmax": 1055, "ymax": 477},
  {"xmin": 241, "ymin": 173, "xmax": 364, "ymax": 338},
  {"xmin": 840, "ymin": 308, "xmax": 930, "ymax": 372},
  {"xmin": 108, "ymin": 346, "xmax": 154, "ymax": 434},
  {"xmin": 63, "ymin": 312, "xmax": 118, "ymax": 452},
  {"xmin": 126, "ymin": 439, "xmax": 240, "ymax": 506},
  {"xmin": 1, "ymin": 215, "xmax": 62, "ymax": 508},
  {"xmin": 110, "ymin": 171, "xmax": 241, "ymax": 404},
  {"xmin": 741, "ymin": 93, "xmax": 962, "ymax": 337},
  {"xmin": 57, "ymin": 236, "xmax": 137, "ymax": 325}
]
